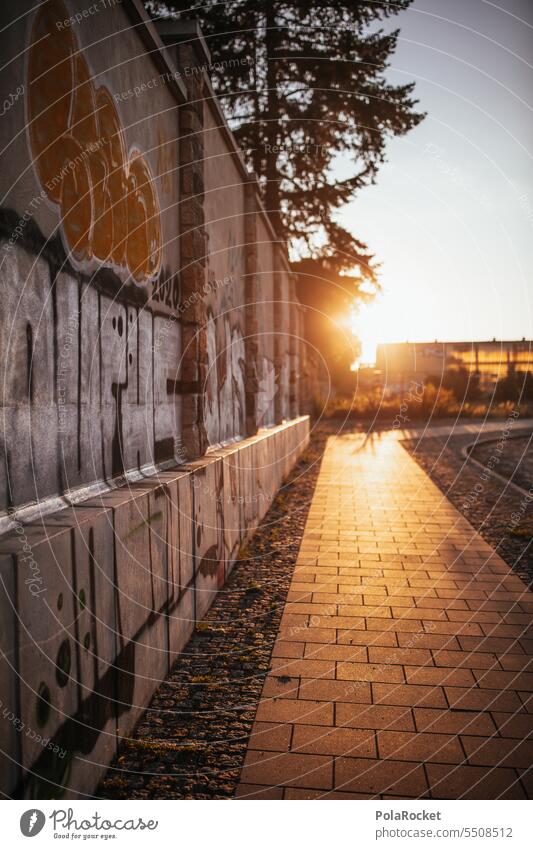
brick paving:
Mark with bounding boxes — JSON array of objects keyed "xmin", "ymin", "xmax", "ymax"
[{"xmin": 237, "ymin": 431, "xmax": 533, "ymax": 799}]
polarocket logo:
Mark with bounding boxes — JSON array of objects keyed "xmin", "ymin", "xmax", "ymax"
[{"xmin": 20, "ymin": 809, "xmax": 46, "ymax": 837}]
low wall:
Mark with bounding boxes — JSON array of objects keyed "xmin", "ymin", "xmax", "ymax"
[
  {"xmin": 0, "ymin": 0, "xmax": 312, "ymax": 800},
  {"xmin": 0, "ymin": 415, "xmax": 309, "ymax": 799}
]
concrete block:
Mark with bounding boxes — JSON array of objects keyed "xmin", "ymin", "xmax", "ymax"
[
  {"xmin": 56, "ymin": 272, "xmax": 81, "ymax": 493},
  {"xmin": 154, "ymin": 470, "xmax": 195, "ymax": 663},
  {"xmin": 0, "ymin": 245, "xmax": 53, "ymax": 408},
  {"xmin": 108, "ymin": 487, "xmax": 168, "ymax": 737},
  {"xmin": 83, "ymin": 486, "xmax": 165, "ymax": 739},
  {"xmin": 185, "ymin": 457, "xmax": 223, "ymax": 622},
  {"xmin": 122, "ymin": 306, "xmax": 155, "ymax": 472},
  {"xmin": 99, "ymin": 296, "xmax": 128, "ymax": 480},
  {"xmin": 67, "ymin": 506, "xmax": 117, "ymax": 797},
  {"xmin": 210, "ymin": 443, "xmax": 245, "ymax": 576},
  {"xmin": 150, "ymin": 469, "xmax": 194, "ymax": 603},
  {"xmin": 0, "ymin": 525, "xmax": 78, "ymax": 797},
  {"xmin": 177, "ymin": 473, "xmax": 194, "ymax": 593},
  {"xmin": 2, "ymin": 405, "xmax": 60, "ymax": 511},
  {"xmin": 0, "ymin": 553, "xmax": 21, "ymax": 798},
  {"xmin": 168, "ymin": 584, "xmax": 195, "ymax": 663},
  {"xmin": 221, "ymin": 449, "xmax": 244, "ymax": 574},
  {"xmin": 239, "ymin": 439, "xmax": 260, "ymax": 532},
  {"xmin": 153, "ymin": 314, "xmax": 181, "ymax": 465},
  {"xmin": 257, "ymin": 432, "xmax": 279, "ymax": 523},
  {"xmin": 79, "ymin": 283, "xmax": 104, "ymax": 488}
]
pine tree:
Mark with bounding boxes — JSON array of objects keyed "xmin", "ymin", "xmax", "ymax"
[{"xmin": 149, "ymin": 1, "xmax": 424, "ymax": 381}]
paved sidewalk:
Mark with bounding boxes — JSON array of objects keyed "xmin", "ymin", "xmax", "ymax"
[{"xmin": 237, "ymin": 432, "xmax": 533, "ymax": 799}]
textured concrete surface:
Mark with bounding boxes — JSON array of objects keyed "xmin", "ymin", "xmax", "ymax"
[
  {"xmin": 0, "ymin": 0, "xmax": 310, "ymax": 800},
  {"xmin": 0, "ymin": 0, "xmax": 305, "ymax": 520},
  {"xmin": 0, "ymin": 416, "xmax": 309, "ymax": 799},
  {"xmin": 98, "ymin": 425, "xmax": 329, "ymax": 799},
  {"xmin": 238, "ymin": 431, "xmax": 533, "ymax": 799}
]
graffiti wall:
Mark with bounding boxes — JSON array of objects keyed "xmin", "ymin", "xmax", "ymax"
[
  {"xmin": 255, "ymin": 218, "xmax": 277, "ymax": 429},
  {"xmin": 0, "ymin": 0, "xmax": 309, "ymax": 800},
  {"xmin": 201, "ymin": 93, "xmax": 298, "ymax": 445},
  {"xmin": 0, "ymin": 0, "xmax": 184, "ymax": 517},
  {"xmin": 0, "ymin": 416, "xmax": 310, "ymax": 798},
  {"xmin": 202, "ymin": 100, "xmax": 247, "ymax": 446}
]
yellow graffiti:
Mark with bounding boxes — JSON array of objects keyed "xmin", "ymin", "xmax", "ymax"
[{"xmin": 27, "ymin": 0, "xmax": 162, "ymax": 282}]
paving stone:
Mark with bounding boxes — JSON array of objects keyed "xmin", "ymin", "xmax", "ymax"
[
  {"xmin": 292, "ymin": 725, "xmax": 376, "ymax": 758},
  {"xmin": 490, "ymin": 712, "xmax": 533, "ymax": 738},
  {"xmin": 461, "ymin": 737, "xmax": 533, "ymax": 769},
  {"xmin": 255, "ymin": 698, "xmax": 333, "ymax": 726},
  {"xmin": 235, "ymin": 783, "xmax": 284, "ymax": 799},
  {"xmin": 335, "ymin": 757, "xmax": 428, "ymax": 797},
  {"xmin": 269, "ymin": 657, "xmax": 335, "ymax": 680},
  {"xmin": 302, "ymin": 644, "xmax": 368, "ymax": 662},
  {"xmin": 337, "ymin": 630, "xmax": 398, "ymax": 648},
  {"xmin": 298, "ymin": 678, "xmax": 371, "ymax": 704},
  {"xmin": 404, "ymin": 666, "xmax": 476, "ymax": 687},
  {"xmin": 336, "ymin": 662, "xmax": 405, "ymax": 684},
  {"xmin": 261, "ymin": 676, "xmax": 300, "ymax": 700},
  {"xmin": 247, "ymin": 722, "xmax": 292, "ymax": 752},
  {"xmin": 432, "ymin": 649, "xmax": 499, "ymax": 669},
  {"xmin": 444, "ymin": 687, "xmax": 524, "ymax": 713},
  {"xmin": 368, "ymin": 647, "xmax": 433, "ymax": 666},
  {"xmin": 377, "ymin": 730, "xmax": 465, "ymax": 764},
  {"xmin": 413, "ymin": 707, "xmax": 497, "ymax": 736},
  {"xmin": 336, "ymin": 703, "xmax": 415, "ymax": 732},
  {"xmin": 426, "ymin": 763, "xmax": 526, "ymax": 799},
  {"xmin": 240, "ymin": 750, "xmax": 333, "ymax": 789},
  {"xmin": 284, "ymin": 788, "xmax": 372, "ymax": 799},
  {"xmin": 372, "ymin": 682, "xmax": 447, "ymax": 709}
]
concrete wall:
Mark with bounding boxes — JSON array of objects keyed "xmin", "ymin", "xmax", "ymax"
[
  {"xmin": 202, "ymin": 97, "xmax": 247, "ymax": 445},
  {"xmin": 0, "ymin": 1, "xmax": 310, "ymax": 798},
  {"xmin": 0, "ymin": 0, "xmax": 305, "ymax": 516},
  {"xmin": 0, "ymin": 417, "xmax": 309, "ymax": 799},
  {"xmin": 0, "ymin": 0, "xmax": 188, "ymax": 516}
]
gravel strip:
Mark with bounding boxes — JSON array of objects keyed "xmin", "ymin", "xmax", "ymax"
[
  {"xmin": 402, "ymin": 427, "xmax": 533, "ymax": 588},
  {"xmin": 470, "ymin": 432, "xmax": 533, "ymax": 493},
  {"xmin": 97, "ymin": 424, "xmax": 332, "ymax": 799}
]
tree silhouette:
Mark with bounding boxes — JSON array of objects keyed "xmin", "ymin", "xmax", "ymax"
[{"xmin": 149, "ymin": 1, "xmax": 424, "ymax": 381}]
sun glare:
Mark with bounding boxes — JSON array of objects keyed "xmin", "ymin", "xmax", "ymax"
[{"xmin": 351, "ymin": 294, "xmax": 403, "ymax": 368}]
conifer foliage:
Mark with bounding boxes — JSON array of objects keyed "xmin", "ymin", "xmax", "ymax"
[{"xmin": 150, "ymin": 1, "xmax": 424, "ymax": 381}]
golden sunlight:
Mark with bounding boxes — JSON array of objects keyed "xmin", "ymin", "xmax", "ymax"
[{"xmin": 351, "ymin": 294, "xmax": 403, "ymax": 368}]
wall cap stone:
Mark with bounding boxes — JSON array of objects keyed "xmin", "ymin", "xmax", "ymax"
[
  {"xmin": 155, "ymin": 19, "xmax": 211, "ymax": 66},
  {"xmin": 123, "ymin": 0, "xmax": 187, "ymax": 103}
]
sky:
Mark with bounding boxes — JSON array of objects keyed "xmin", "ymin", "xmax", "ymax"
[{"xmin": 338, "ymin": 0, "xmax": 533, "ymax": 364}]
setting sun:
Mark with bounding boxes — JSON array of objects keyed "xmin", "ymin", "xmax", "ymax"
[{"xmin": 351, "ymin": 293, "xmax": 405, "ymax": 367}]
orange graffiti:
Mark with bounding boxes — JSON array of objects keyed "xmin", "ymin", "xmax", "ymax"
[{"xmin": 27, "ymin": 0, "xmax": 162, "ymax": 282}]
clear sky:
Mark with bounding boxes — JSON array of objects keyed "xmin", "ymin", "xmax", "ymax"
[{"xmin": 338, "ymin": 0, "xmax": 533, "ymax": 364}]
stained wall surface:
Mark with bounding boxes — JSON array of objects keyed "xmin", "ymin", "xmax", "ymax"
[
  {"xmin": 0, "ymin": 0, "xmax": 310, "ymax": 799},
  {"xmin": 202, "ymin": 99, "xmax": 247, "ymax": 445},
  {"xmin": 0, "ymin": 416, "xmax": 310, "ymax": 798},
  {"xmin": 0, "ymin": 0, "xmax": 305, "ymax": 518},
  {"xmin": 0, "ymin": 0, "xmax": 186, "ymax": 516}
]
